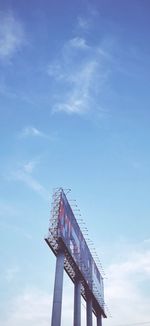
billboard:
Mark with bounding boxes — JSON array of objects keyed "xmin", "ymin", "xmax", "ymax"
[{"xmin": 58, "ymin": 190, "xmax": 104, "ymax": 307}]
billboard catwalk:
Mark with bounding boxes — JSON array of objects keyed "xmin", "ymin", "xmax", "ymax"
[{"xmin": 45, "ymin": 188, "xmax": 107, "ymax": 326}]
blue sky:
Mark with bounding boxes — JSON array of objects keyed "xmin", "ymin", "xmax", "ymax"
[{"xmin": 1, "ymin": 0, "xmax": 150, "ymax": 325}]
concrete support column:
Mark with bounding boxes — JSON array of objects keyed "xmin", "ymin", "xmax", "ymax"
[
  {"xmin": 74, "ymin": 278, "xmax": 81, "ymax": 326},
  {"xmin": 97, "ymin": 313, "xmax": 102, "ymax": 326},
  {"xmin": 51, "ymin": 250, "xmax": 64, "ymax": 326},
  {"xmin": 86, "ymin": 296, "xmax": 93, "ymax": 326}
]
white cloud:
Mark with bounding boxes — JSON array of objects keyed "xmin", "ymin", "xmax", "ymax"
[
  {"xmin": 2, "ymin": 241, "xmax": 150, "ymax": 326},
  {"xmin": 49, "ymin": 39, "xmax": 109, "ymax": 115},
  {"xmin": 1, "ymin": 286, "xmax": 89, "ymax": 326},
  {"xmin": 77, "ymin": 16, "xmax": 89, "ymax": 31},
  {"xmin": 47, "ymin": 14, "xmax": 111, "ymax": 116},
  {"xmin": 20, "ymin": 126, "xmax": 55, "ymax": 141},
  {"xmin": 23, "ymin": 160, "xmax": 37, "ymax": 174},
  {"xmin": 0, "ymin": 11, "xmax": 25, "ymax": 61},
  {"xmin": 76, "ymin": 11, "xmax": 98, "ymax": 32},
  {"xmin": 2, "ymin": 289, "xmax": 51, "ymax": 326},
  {"xmin": 6, "ymin": 157, "xmax": 48, "ymax": 200},
  {"xmin": 2, "ymin": 287, "xmax": 76, "ymax": 326},
  {"xmin": 53, "ymin": 60, "xmax": 99, "ymax": 114},
  {"xmin": 47, "ymin": 63, "xmax": 64, "ymax": 80},
  {"xmin": 11, "ymin": 169, "xmax": 49, "ymax": 200},
  {"xmin": 7, "ymin": 158, "xmax": 48, "ymax": 200},
  {"xmin": 69, "ymin": 37, "xmax": 89, "ymax": 49},
  {"xmin": 21, "ymin": 127, "xmax": 45, "ymax": 138},
  {"xmin": 104, "ymin": 241, "xmax": 150, "ymax": 326}
]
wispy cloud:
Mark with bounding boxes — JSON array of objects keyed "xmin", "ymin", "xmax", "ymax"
[
  {"xmin": 68, "ymin": 37, "xmax": 89, "ymax": 49},
  {"xmin": 0, "ymin": 221, "xmax": 32, "ymax": 240},
  {"xmin": 23, "ymin": 160, "xmax": 37, "ymax": 174},
  {"xmin": 52, "ymin": 60, "xmax": 100, "ymax": 114},
  {"xmin": 21, "ymin": 127, "xmax": 45, "ymax": 138},
  {"xmin": 12, "ymin": 169, "xmax": 48, "ymax": 200},
  {"xmin": 76, "ymin": 10, "xmax": 98, "ymax": 32},
  {"xmin": 0, "ymin": 11, "xmax": 25, "ymax": 61},
  {"xmin": 77, "ymin": 16, "xmax": 90, "ymax": 31},
  {"xmin": 8, "ymin": 159, "xmax": 49, "ymax": 201},
  {"xmin": 20, "ymin": 126, "xmax": 55, "ymax": 141},
  {"xmin": 47, "ymin": 11, "xmax": 140, "ymax": 117},
  {"xmin": 47, "ymin": 32, "xmax": 110, "ymax": 115}
]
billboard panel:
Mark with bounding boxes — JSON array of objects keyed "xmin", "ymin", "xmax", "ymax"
[{"xmin": 58, "ymin": 190, "xmax": 104, "ymax": 307}]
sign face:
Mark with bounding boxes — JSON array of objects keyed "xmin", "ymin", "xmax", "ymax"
[{"xmin": 58, "ymin": 190, "xmax": 104, "ymax": 307}]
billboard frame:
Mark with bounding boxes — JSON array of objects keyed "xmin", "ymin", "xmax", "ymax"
[{"xmin": 45, "ymin": 188, "xmax": 107, "ymax": 319}]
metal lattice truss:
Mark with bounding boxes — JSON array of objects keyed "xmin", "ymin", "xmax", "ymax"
[{"xmin": 45, "ymin": 188, "xmax": 106, "ymax": 318}]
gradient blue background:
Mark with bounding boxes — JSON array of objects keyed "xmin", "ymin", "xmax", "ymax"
[{"xmin": 1, "ymin": 1, "xmax": 150, "ymax": 325}]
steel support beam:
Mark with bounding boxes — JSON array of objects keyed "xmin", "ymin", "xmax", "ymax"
[
  {"xmin": 86, "ymin": 296, "xmax": 93, "ymax": 326},
  {"xmin": 74, "ymin": 278, "xmax": 81, "ymax": 326},
  {"xmin": 51, "ymin": 250, "xmax": 64, "ymax": 326},
  {"xmin": 97, "ymin": 313, "xmax": 102, "ymax": 326}
]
